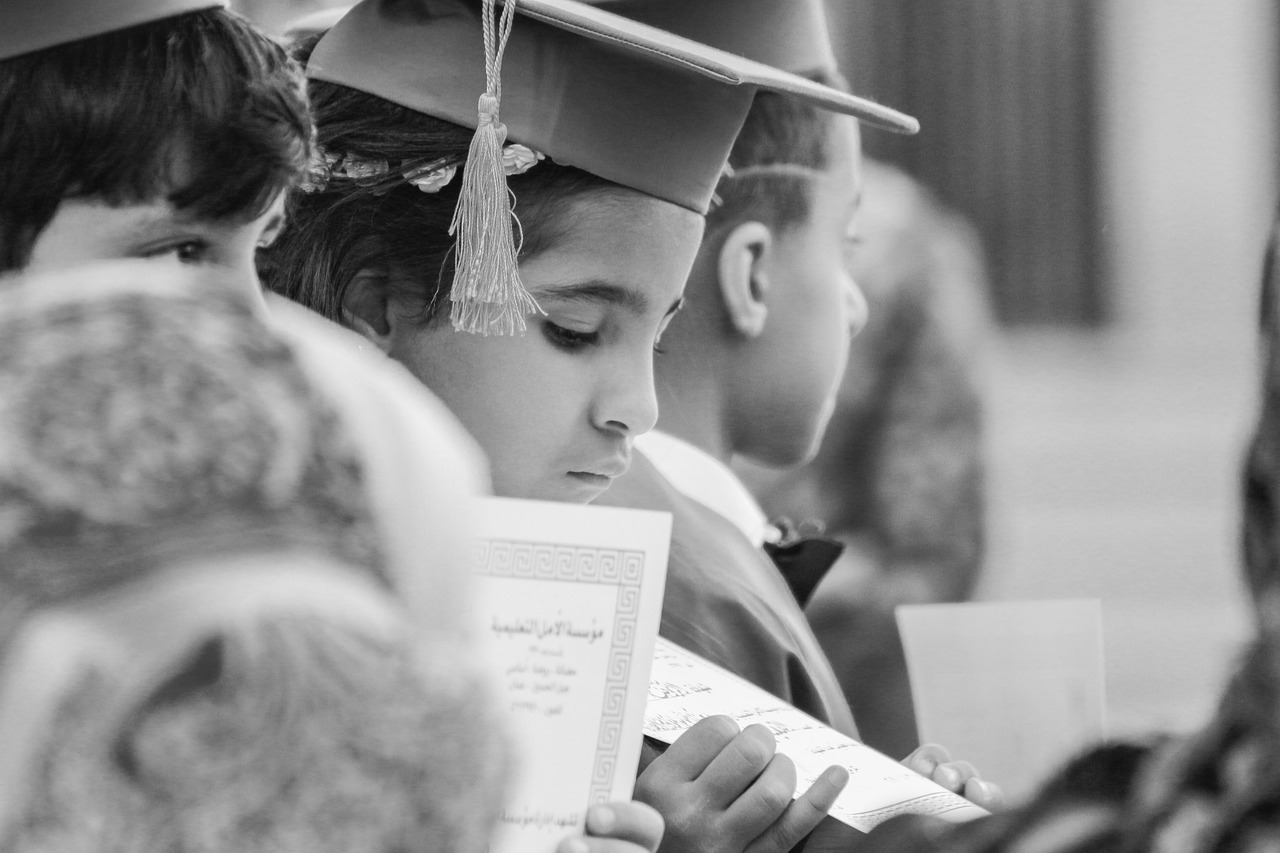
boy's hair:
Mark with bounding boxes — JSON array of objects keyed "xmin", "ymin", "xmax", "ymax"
[
  {"xmin": 706, "ymin": 69, "xmax": 841, "ymax": 240},
  {"xmin": 0, "ymin": 8, "xmax": 312, "ymax": 272},
  {"xmin": 260, "ymin": 72, "xmax": 614, "ymax": 324}
]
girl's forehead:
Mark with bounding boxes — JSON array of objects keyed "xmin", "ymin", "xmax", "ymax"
[{"xmin": 520, "ymin": 192, "xmax": 700, "ymax": 303}]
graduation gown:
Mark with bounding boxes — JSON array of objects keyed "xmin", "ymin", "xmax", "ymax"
[{"xmin": 599, "ymin": 450, "xmax": 859, "ymax": 738}]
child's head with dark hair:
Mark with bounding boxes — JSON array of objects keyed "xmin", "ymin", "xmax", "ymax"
[
  {"xmin": 262, "ymin": 76, "xmax": 701, "ymax": 502},
  {"xmin": 0, "ymin": 6, "xmax": 312, "ymax": 293},
  {"xmin": 262, "ymin": 79, "xmax": 617, "ymax": 326},
  {"xmin": 650, "ymin": 70, "xmax": 869, "ymax": 468},
  {"xmin": 706, "ymin": 74, "xmax": 840, "ymax": 239}
]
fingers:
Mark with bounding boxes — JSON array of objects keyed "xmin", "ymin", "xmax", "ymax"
[
  {"xmin": 963, "ymin": 777, "xmax": 1005, "ymax": 812},
  {"xmin": 720, "ymin": 751, "xmax": 797, "ymax": 842},
  {"xmin": 635, "ymin": 717, "xmax": 848, "ymax": 853},
  {"xmin": 745, "ymin": 765, "xmax": 850, "ymax": 853},
  {"xmin": 931, "ymin": 759, "xmax": 978, "ymax": 793},
  {"xmin": 697, "ymin": 724, "xmax": 779, "ymax": 808},
  {"xmin": 902, "ymin": 743, "xmax": 1003, "ymax": 811},
  {"xmin": 900, "ymin": 743, "xmax": 952, "ymax": 778},
  {"xmin": 585, "ymin": 802, "xmax": 665, "ymax": 853},
  {"xmin": 557, "ymin": 836, "xmax": 644, "ymax": 853},
  {"xmin": 651, "ymin": 715, "xmax": 741, "ymax": 783}
]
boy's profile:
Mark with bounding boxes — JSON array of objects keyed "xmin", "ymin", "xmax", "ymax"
[
  {"xmin": 0, "ymin": 0, "xmax": 311, "ymax": 292},
  {"xmin": 596, "ymin": 2, "xmax": 1002, "ymax": 847}
]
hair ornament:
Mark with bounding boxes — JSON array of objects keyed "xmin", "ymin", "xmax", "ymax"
[
  {"xmin": 300, "ymin": 149, "xmax": 341, "ymax": 193},
  {"xmin": 399, "ymin": 145, "xmax": 544, "ymax": 194},
  {"xmin": 334, "ymin": 155, "xmax": 389, "ymax": 180},
  {"xmin": 300, "ymin": 146, "xmax": 390, "ymax": 193},
  {"xmin": 501, "ymin": 143, "xmax": 544, "ymax": 177},
  {"xmin": 404, "ymin": 158, "xmax": 459, "ymax": 193}
]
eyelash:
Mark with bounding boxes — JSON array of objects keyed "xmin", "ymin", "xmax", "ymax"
[
  {"xmin": 542, "ymin": 321, "xmax": 599, "ymax": 352},
  {"xmin": 542, "ymin": 318, "xmax": 674, "ymax": 354}
]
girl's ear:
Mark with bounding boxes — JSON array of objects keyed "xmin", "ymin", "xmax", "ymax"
[
  {"xmin": 716, "ymin": 221, "xmax": 773, "ymax": 338},
  {"xmin": 341, "ymin": 266, "xmax": 395, "ymax": 354}
]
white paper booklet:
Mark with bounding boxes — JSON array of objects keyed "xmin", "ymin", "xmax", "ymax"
[
  {"xmin": 897, "ymin": 600, "xmax": 1106, "ymax": 800},
  {"xmin": 471, "ymin": 497, "xmax": 672, "ymax": 853},
  {"xmin": 645, "ymin": 638, "xmax": 989, "ymax": 833}
]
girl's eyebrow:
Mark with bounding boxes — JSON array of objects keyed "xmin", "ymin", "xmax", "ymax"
[{"xmin": 530, "ymin": 280, "xmax": 651, "ymax": 316}]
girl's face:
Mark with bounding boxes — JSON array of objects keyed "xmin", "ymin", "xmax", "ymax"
[{"xmin": 388, "ymin": 189, "xmax": 701, "ymax": 503}]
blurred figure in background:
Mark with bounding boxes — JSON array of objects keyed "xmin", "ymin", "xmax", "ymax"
[
  {"xmin": 1242, "ymin": 216, "xmax": 1280, "ymax": 614},
  {"xmin": 0, "ymin": 262, "xmax": 508, "ymax": 852},
  {"xmin": 739, "ymin": 157, "xmax": 992, "ymax": 758},
  {"xmin": 850, "ymin": 217, "xmax": 1280, "ymax": 852}
]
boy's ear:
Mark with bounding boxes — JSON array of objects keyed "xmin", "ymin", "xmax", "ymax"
[
  {"xmin": 716, "ymin": 221, "xmax": 773, "ymax": 338},
  {"xmin": 341, "ymin": 266, "xmax": 395, "ymax": 354}
]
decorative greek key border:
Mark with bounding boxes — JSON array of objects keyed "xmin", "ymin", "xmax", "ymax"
[{"xmin": 473, "ymin": 540, "xmax": 646, "ymax": 804}]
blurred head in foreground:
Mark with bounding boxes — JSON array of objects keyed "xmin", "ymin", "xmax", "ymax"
[{"xmin": 0, "ymin": 261, "xmax": 506, "ymax": 853}]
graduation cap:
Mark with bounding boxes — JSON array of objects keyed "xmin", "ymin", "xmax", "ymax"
[
  {"xmin": 597, "ymin": 0, "xmax": 838, "ymax": 77},
  {"xmin": 307, "ymin": 0, "xmax": 917, "ymax": 334},
  {"xmin": 0, "ymin": 0, "xmax": 226, "ymax": 60}
]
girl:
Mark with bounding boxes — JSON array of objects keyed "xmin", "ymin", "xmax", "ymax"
[{"xmin": 262, "ymin": 2, "xmax": 917, "ymax": 850}]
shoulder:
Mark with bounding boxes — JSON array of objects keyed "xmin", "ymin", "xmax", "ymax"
[{"xmin": 600, "ymin": 454, "xmax": 800, "ymax": 676}]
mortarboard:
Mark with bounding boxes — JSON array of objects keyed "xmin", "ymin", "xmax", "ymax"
[
  {"xmin": 597, "ymin": 0, "xmax": 838, "ymax": 78},
  {"xmin": 0, "ymin": 0, "xmax": 227, "ymax": 60},
  {"xmin": 307, "ymin": 0, "xmax": 917, "ymax": 334}
]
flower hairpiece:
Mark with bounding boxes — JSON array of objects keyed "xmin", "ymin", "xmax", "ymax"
[
  {"xmin": 405, "ymin": 160, "xmax": 458, "ymax": 193},
  {"xmin": 301, "ymin": 143, "xmax": 545, "ymax": 195},
  {"xmin": 404, "ymin": 143, "xmax": 544, "ymax": 194}
]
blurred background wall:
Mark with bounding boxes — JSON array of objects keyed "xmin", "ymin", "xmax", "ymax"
[{"xmin": 827, "ymin": 0, "xmax": 1278, "ymax": 738}]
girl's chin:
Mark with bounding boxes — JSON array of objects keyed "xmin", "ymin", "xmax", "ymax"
[{"xmin": 496, "ymin": 475, "xmax": 610, "ymax": 505}]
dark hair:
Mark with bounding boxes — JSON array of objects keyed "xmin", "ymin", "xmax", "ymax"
[
  {"xmin": 706, "ymin": 69, "xmax": 841, "ymax": 239},
  {"xmin": 0, "ymin": 8, "xmax": 313, "ymax": 271},
  {"xmin": 260, "ymin": 70, "xmax": 616, "ymax": 324}
]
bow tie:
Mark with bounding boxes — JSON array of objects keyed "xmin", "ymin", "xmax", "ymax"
[{"xmin": 762, "ymin": 519, "xmax": 844, "ymax": 608}]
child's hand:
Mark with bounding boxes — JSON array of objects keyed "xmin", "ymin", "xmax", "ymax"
[
  {"xmin": 556, "ymin": 801, "xmax": 665, "ymax": 853},
  {"xmin": 634, "ymin": 715, "xmax": 849, "ymax": 853},
  {"xmin": 900, "ymin": 743, "xmax": 1004, "ymax": 812}
]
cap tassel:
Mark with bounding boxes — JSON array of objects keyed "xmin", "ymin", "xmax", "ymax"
[{"xmin": 448, "ymin": 0, "xmax": 539, "ymax": 335}]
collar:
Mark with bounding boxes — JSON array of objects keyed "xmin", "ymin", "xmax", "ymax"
[{"xmin": 634, "ymin": 431, "xmax": 774, "ymax": 548}]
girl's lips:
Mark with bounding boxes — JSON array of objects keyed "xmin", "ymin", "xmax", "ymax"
[
  {"xmin": 566, "ymin": 471, "xmax": 613, "ymax": 486},
  {"xmin": 569, "ymin": 454, "xmax": 630, "ymax": 481},
  {"xmin": 561, "ymin": 471, "xmax": 618, "ymax": 503}
]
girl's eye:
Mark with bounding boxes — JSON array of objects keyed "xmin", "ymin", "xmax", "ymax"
[{"xmin": 542, "ymin": 321, "xmax": 600, "ymax": 352}]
